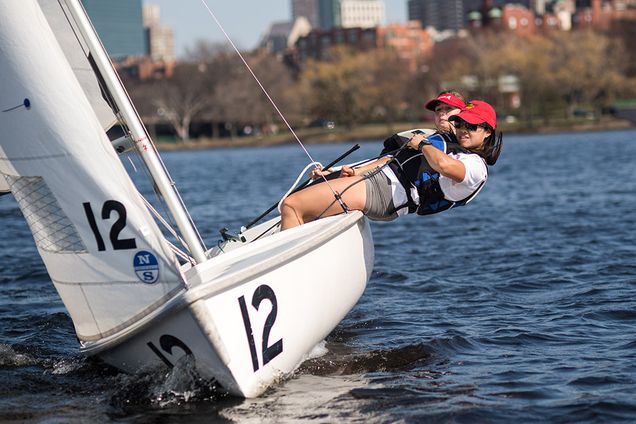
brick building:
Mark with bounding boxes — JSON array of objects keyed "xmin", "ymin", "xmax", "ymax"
[
  {"xmin": 296, "ymin": 27, "xmax": 378, "ymax": 61},
  {"xmin": 376, "ymin": 21, "xmax": 433, "ymax": 71},
  {"xmin": 501, "ymin": 4, "xmax": 537, "ymax": 34},
  {"xmin": 575, "ymin": 0, "xmax": 636, "ymax": 29},
  {"xmin": 296, "ymin": 21, "xmax": 432, "ymax": 70}
]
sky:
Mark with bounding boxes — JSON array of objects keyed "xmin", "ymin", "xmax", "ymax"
[{"xmin": 145, "ymin": 0, "xmax": 408, "ymax": 58}]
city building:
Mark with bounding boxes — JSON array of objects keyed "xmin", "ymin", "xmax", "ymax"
[
  {"xmin": 544, "ymin": 0, "xmax": 576, "ymax": 31},
  {"xmin": 317, "ymin": 0, "xmax": 385, "ymax": 29},
  {"xmin": 295, "ymin": 21, "xmax": 431, "ymax": 68},
  {"xmin": 143, "ymin": 4, "xmax": 175, "ymax": 62},
  {"xmin": 340, "ymin": 0, "xmax": 385, "ymax": 28},
  {"xmin": 261, "ymin": 16, "xmax": 313, "ymax": 55},
  {"xmin": 99, "ymin": 3, "xmax": 176, "ymax": 80},
  {"xmin": 466, "ymin": 0, "xmax": 576, "ymax": 33},
  {"xmin": 81, "ymin": 0, "xmax": 145, "ymax": 58},
  {"xmin": 116, "ymin": 56, "xmax": 175, "ymax": 80},
  {"xmin": 532, "ymin": 0, "xmax": 548, "ymax": 14},
  {"xmin": 376, "ymin": 21, "xmax": 433, "ymax": 71},
  {"xmin": 408, "ymin": 0, "xmax": 588, "ymax": 32},
  {"xmin": 501, "ymin": 4, "xmax": 536, "ymax": 34},
  {"xmin": 464, "ymin": 0, "xmax": 636, "ymax": 33},
  {"xmin": 319, "ymin": 0, "xmax": 341, "ymax": 29},
  {"xmin": 292, "ymin": 0, "xmax": 320, "ymax": 27},
  {"xmin": 408, "ymin": 0, "xmax": 527, "ymax": 31},
  {"xmin": 296, "ymin": 26, "xmax": 378, "ymax": 61},
  {"xmin": 574, "ymin": 0, "xmax": 636, "ymax": 29},
  {"xmin": 408, "ymin": 0, "xmax": 466, "ymax": 31}
]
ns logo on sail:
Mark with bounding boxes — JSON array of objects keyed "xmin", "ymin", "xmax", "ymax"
[{"xmin": 133, "ymin": 250, "xmax": 160, "ymax": 284}]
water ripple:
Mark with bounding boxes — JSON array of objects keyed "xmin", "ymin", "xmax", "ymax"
[{"xmin": 2, "ymin": 131, "xmax": 636, "ymax": 421}]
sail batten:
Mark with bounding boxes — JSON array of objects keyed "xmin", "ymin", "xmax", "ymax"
[{"xmin": 0, "ymin": 0, "xmax": 185, "ymax": 342}]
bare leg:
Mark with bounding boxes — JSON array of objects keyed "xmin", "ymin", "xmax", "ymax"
[{"xmin": 280, "ymin": 176, "xmax": 367, "ymax": 230}]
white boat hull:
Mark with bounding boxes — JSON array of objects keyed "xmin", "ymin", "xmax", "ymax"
[
  {"xmin": 82, "ymin": 212, "xmax": 373, "ymax": 397},
  {"xmin": 0, "ymin": 0, "xmax": 374, "ymax": 399}
]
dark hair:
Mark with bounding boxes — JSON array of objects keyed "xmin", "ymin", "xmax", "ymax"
[{"xmin": 479, "ymin": 126, "xmax": 503, "ymax": 166}]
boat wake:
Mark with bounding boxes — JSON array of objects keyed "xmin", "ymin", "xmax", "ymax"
[
  {"xmin": 0, "ymin": 343, "xmax": 37, "ymax": 367},
  {"xmin": 109, "ymin": 356, "xmax": 228, "ymax": 408},
  {"xmin": 299, "ymin": 342, "xmax": 435, "ymax": 376}
]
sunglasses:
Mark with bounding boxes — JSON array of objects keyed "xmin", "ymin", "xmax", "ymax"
[{"xmin": 453, "ymin": 120, "xmax": 484, "ymax": 132}]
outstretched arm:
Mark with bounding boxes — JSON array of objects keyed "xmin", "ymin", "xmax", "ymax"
[
  {"xmin": 339, "ymin": 157, "xmax": 392, "ymax": 177},
  {"xmin": 407, "ymin": 134, "xmax": 466, "ymax": 182},
  {"xmin": 312, "ymin": 156, "xmax": 392, "ymax": 179}
]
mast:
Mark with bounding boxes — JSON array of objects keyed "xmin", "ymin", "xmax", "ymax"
[{"xmin": 64, "ymin": 0, "xmax": 207, "ymax": 264}]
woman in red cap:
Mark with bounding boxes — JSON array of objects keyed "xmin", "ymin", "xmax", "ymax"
[{"xmin": 280, "ymin": 100, "xmax": 502, "ymax": 230}]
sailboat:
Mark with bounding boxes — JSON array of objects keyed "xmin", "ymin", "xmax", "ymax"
[{"xmin": 0, "ymin": 0, "xmax": 374, "ymax": 397}]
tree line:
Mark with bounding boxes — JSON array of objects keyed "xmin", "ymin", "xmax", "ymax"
[{"xmin": 125, "ymin": 28, "xmax": 636, "ymax": 141}]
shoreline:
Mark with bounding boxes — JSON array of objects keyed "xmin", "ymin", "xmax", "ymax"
[{"xmin": 155, "ymin": 117, "xmax": 634, "ymax": 151}]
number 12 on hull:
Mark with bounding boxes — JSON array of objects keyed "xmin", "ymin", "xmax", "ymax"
[{"xmin": 238, "ymin": 284, "xmax": 283, "ymax": 372}]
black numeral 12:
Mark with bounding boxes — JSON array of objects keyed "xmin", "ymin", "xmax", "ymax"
[
  {"xmin": 147, "ymin": 334, "xmax": 193, "ymax": 368},
  {"xmin": 83, "ymin": 200, "xmax": 137, "ymax": 251},
  {"xmin": 239, "ymin": 284, "xmax": 283, "ymax": 372}
]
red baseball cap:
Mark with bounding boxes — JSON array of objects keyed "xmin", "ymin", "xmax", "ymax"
[
  {"xmin": 453, "ymin": 100, "xmax": 497, "ymax": 128},
  {"xmin": 425, "ymin": 93, "xmax": 465, "ymax": 111}
]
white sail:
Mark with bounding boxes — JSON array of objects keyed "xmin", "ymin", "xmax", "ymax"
[
  {"xmin": 0, "ymin": 0, "xmax": 117, "ymax": 193},
  {"xmin": 0, "ymin": 176, "xmax": 8, "ymax": 194},
  {"xmin": 0, "ymin": 1, "xmax": 185, "ymax": 342},
  {"xmin": 38, "ymin": 0, "xmax": 118, "ymax": 132}
]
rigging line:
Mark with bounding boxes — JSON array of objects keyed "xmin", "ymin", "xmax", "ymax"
[
  {"xmin": 57, "ymin": 0, "xmax": 130, "ymax": 137},
  {"xmin": 167, "ymin": 239, "xmax": 195, "ymax": 263},
  {"xmin": 314, "ymin": 162, "xmax": 390, "ymax": 221},
  {"xmin": 198, "ymin": 0, "xmax": 348, "ymax": 211},
  {"xmin": 198, "ymin": 0, "xmax": 308, "ymax": 158},
  {"xmin": 141, "ymin": 195, "xmax": 190, "ymax": 252},
  {"xmin": 58, "ymin": 0, "xmax": 134, "ymax": 165},
  {"xmin": 276, "ymin": 161, "xmax": 323, "ymax": 214},
  {"xmin": 142, "ymin": 158, "xmax": 204, "ymax": 255},
  {"xmin": 59, "ymin": 0, "xmax": 206, "ymax": 253},
  {"xmin": 315, "ymin": 173, "xmax": 371, "ymax": 220}
]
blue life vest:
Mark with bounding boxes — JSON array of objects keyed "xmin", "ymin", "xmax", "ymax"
[{"xmin": 382, "ymin": 132, "xmax": 487, "ymax": 216}]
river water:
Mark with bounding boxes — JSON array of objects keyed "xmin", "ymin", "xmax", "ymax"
[{"xmin": 1, "ymin": 129, "xmax": 635, "ymax": 423}]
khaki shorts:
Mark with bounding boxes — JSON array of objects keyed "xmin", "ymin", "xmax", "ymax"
[{"xmin": 362, "ymin": 168, "xmax": 399, "ymax": 221}]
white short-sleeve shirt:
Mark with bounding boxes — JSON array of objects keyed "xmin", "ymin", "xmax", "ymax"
[
  {"xmin": 438, "ymin": 152, "xmax": 488, "ymax": 201},
  {"xmin": 381, "ymin": 152, "xmax": 487, "ymax": 216}
]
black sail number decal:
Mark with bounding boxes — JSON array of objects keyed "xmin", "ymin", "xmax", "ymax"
[
  {"xmin": 147, "ymin": 334, "xmax": 193, "ymax": 368},
  {"xmin": 83, "ymin": 202, "xmax": 105, "ymax": 251},
  {"xmin": 83, "ymin": 200, "xmax": 137, "ymax": 251},
  {"xmin": 239, "ymin": 284, "xmax": 284, "ymax": 372},
  {"xmin": 102, "ymin": 200, "xmax": 137, "ymax": 250}
]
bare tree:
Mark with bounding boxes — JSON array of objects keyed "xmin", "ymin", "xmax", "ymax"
[
  {"xmin": 154, "ymin": 63, "xmax": 212, "ymax": 141},
  {"xmin": 213, "ymin": 49, "xmax": 300, "ymax": 136}
]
